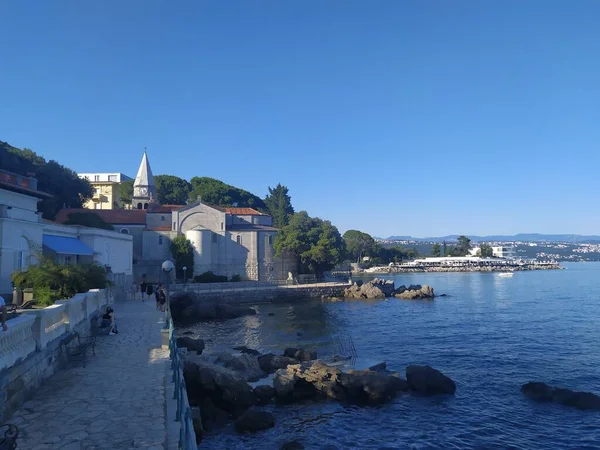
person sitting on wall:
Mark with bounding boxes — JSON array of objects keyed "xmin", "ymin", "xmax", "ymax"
[
  {"xmin": 101, "ymin": 307, "xmax": 118, "ymax": 335},
  {"xmin": 0, "ymin": 294, "xmax": 7, "ymax": 331}
]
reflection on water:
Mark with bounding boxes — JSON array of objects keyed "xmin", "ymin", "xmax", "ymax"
[{"xmin": 184, "ymin": 263, "xmax": 600, "ymax": 449}]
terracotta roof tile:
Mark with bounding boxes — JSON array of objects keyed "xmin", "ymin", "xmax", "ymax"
[
  {"xmin": 55, "ymin": 208, "xmax": 147, "ymax": 225},
  {"xmin": 147, "ymin": 204, "xmax": 183, "ymax": 213},
  {"xmin": 210, "ymin": 206, "xmax": 265, "ymax": 215},
  {"xmin": 149, "ymin": 226, "xmax": 172, "ymax": 231}
]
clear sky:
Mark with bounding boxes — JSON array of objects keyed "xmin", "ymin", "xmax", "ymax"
[{"xmin": 1, "ymin": 1, "xmax": 599, "ymax": 238}]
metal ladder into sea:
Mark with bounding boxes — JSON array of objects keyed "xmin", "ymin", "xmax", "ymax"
[{"xmin": 332, "ymin": 332, "xmax": 358, "ymax": 366}]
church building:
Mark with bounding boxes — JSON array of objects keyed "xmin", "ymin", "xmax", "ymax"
[{"xmin": 60, "ymin": 153, "xmax": 295, "ymax": 281}]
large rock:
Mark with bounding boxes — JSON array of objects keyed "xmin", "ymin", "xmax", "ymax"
[
  {"xmin": 234, "ymin": 346, "xmax": 261, "ymax": 356},
  {"xmin": 521, "ymin": 382, "xmax": 600, "ymax": 410},
  {"xmin": 406, "ymin": 365, "xmax": 456, "ymax": 395},
  {"xmin": 176, "ymin": 336, "xmax": 205, "ymax": 354},
  {"xmin": 344, "ymin": 278, "xmax": 395, "ymax": 300},
  {"xmin": 234, "ymin": 410, "xmax": 275, "ymax": 434},
  {"xmin": 284, "ymin": 347, "xmax": 317, "ymax": 362},
  {"xmin": 254, "ymin": 385, "xmax": 276, "ymax": 405},
  {"xmin": 274, "ymin": 361, "xmax": 409, "ymax": 405},
  {"xmin": 183, "ymin": 359, "xmax": 255, "ymax": 416},
  {"xmin": 258, "ymin": 353, "xmax": 299, "ymax": 374},
  {"xmin": 170, "ymin": 291, "xmax": 257, "ymax": 325},
  {"xmin": 216, "ymin": 353, "xmax": 266, "ymax": 382},
  {"xmin": 394, "ymin": 285, "xmax": 435, "ymax": 300}
]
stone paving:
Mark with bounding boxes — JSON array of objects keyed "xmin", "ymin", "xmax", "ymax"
[{"xmin": 10, "ymin": 299, "xmax": 170, "ymax": 450}]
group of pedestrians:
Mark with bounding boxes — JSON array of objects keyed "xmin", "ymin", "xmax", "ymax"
[{"xmin": 132, "ymin": 281, "xmax": 167, "ymax": 311}]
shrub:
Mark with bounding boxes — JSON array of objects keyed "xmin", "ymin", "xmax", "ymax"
[
  {"xmin": 230, "ymin": 274, "xmax": 242, "ymax": 282},
  {"xmin": 192, "ymin": 271, "xmax": 228, "ymax": 283},
  {"xmin": 12, "ymin": 259, "xmax": 109, "ymax": 306}
]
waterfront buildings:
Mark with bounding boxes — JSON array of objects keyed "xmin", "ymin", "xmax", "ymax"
[
  {"xmin": 0, "ymin": 169, "xmax": 133, "ymax": 299},
  {"xmin": 59, "ymin": 153, "xmax": 296, "ymax": 281},
  {"xmin": 78, "ymin": 172, "xmax": 132, "ymax": 210}
]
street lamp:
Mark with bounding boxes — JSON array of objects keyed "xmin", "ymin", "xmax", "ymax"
[
  {"xmin": 162, "ymin": 260, "xmax": 174, "ymax": 326},
  {"xmin": 183, "ymin": 266, "xmax": 187, "ymax": 284}
]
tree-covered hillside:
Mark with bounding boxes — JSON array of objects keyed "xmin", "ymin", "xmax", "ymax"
[{"xmin": 0, "ymin": 141, "xmax": 93, "ymax": 219}]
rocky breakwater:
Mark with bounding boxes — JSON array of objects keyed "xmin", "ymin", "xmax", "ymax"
[
  {"xmin": 170, "ymin": 291, "xmax": 257, "ymax": 325},
  {"xmin": 337, "ymin": 279, "xmax": 435, "ymax": 301},
  {"xmin": 521, "ymin": 382, "xmax": 600, "ymax": 410},
  {"xmin": 274, "ymin": 361, "xmax": 455, "ymax": 405},
  {"xmin": 181, "ymin": 345, "xmax": 319, "ymax": 439}
]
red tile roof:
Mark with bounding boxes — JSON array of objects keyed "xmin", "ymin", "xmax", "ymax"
[
  {"xmin": 149, "ymin": 226, "xmax": 172, "ymax": 231},
  {"xmin": 211, "ymin": 206, "xmax": 265, "ymax": 215},
  {"xmin": 55, "ymin": 208, "xmax": 147, "ymax": 225}
]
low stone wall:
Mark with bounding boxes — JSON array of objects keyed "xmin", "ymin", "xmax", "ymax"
[
  {"xmin": 0, "ymin": 289, "xmax": 113, "ymax": 422},
  {"xmin": 178, "ymin": 284, "xmax": 350, "ymax": 306}
]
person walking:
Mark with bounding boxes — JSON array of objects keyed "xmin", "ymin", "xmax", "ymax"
[
  {"xmin": 155, "ymin": 283, "xmax": 163, "ymax": 310},
  {"xmin": 158, "ymin": 286, "xmax": 167, "ymax": 312},
  {"xmin": 0, "ymin": 294, "xmax": 8, "ymax": 331},
  {"xmin": 146, "ymin": 283, "xmax": 154, "ymax": 301},
  {"xmin": 140, "ymin": 281, "xmax": 147, "ymax": 302}
]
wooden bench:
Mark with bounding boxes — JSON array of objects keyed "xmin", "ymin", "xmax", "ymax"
[
  {"xmin": 62, "ymin": 332, "xmax": 96, "ymax": 368},
  {"xmin": 0, "ymin": 424, "xmax": 18, "ymax": 450}
]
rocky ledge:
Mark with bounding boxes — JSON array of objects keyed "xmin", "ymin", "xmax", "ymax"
[
  {"xmin": 338, "ymin": 279, "xmax": 435, "ymax": 301},
  {"xmin": 521, "ymin": 382, "xmax": 600, "ymax": 410}
]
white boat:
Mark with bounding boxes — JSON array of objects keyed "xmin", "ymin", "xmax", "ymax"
[{"xmin": 497, "ymin": 272, "xmax": 514, "ymax": 277}]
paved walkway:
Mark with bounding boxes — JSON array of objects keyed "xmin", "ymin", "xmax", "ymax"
[{"xmin": 10, "ymin": 299, "xmax": 170, "ymax": 450}]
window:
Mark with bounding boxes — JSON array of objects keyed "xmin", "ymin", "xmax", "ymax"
[
  {"xmin": 120, "ymin": 228, "xmax": 129, "ymax": 234},
  {"xmin": 161, "ymin": 216, "xmax": 165, "ymax": 221},
  {"xmin": 173, "ymin": 222, "xmax": 176, "ymax": 230},
  {"xmin": 220, "ymin": 222, "xmax": 224, "ymax": 231},
  {"xmin": 143, "ymin": 203, "xmax": 149, "ymax": 210},
  {"xmin": 94, "ymin": 175, "xmax": 100, "ymax": 181},
  {"xmin": 108, "ymin": 175, "xmax": 117, "ymax": 182},
  {"xmin": 95, "ymin": 188, "xmax": 101, "ymax": 194},
  {"xmin": 212, "ymin": 234, "xmax": 217, "ymax": 243},
  {"xmin": 236, "ymin": 235, "xmax": 242, "ymax": 245},
  {"xmin": 268, "ymin": 235, "xmax": 273, "ymax": 246},
  {"xmin": 137, "ymin": 203, "xmax": 143, "ymax": 210},
  {"xmin": 159, "ymin": 236, "xmax": 163, "ymax": 245},
  {"xmin": 64, "ymin": 256, "xmax": 72, "ymax": 265},
  {"xmin": 16, "ymin": 251, "xmax": 23, "ymax": 270}
]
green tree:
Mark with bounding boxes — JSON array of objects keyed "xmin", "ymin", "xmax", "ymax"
[
  {"xmin": 155, "ymin": 175, "xmax": 191, "ymax": 205},
  {"xmin": 170, "ymin": 235, "xmax": 194, "ymax": 280},
  {"xmin": 189, "ymin": 177, "xmax": 266, "ymax": 209},
  {"xmin": 117, "ymin": 179, "xmax": 134, "ymax": 206},
  {"xmin": 479, "ymin": 243, "xmax": 494, "ymax": 258},
  {"xmin": 64, "ymin": 212, "xmax": 114, "ymax": 230},
  {"xmin": 274, "ymin": 211, "xmax": 345, "ymax": 277},
  {"xmin": 343, "ymin": 230, "xmax": 376, "ymax": 263},
  {"xmin": 0, "ymin": 141, "xmax": 93, "ymax": 219},
  {"xmin": 456, "ymin": 235, "xmax": 472, "ymax": 256},
  {"xmin": 264, "ymin": 183, "xmax": 294, "ymax": 228},
  {"xmin": 431, "ymin": 243, "xmax": 441, "ymax": 257}
]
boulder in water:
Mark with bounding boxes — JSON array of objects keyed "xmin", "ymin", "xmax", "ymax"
[
  {"xmin": 215, "ymin": 353, "xmax": 266, "ymax": 382},
  {"xmin": 254, "ymin": 385, "xmax": 276, "ymax": 405},
  {"xmin": 406, "ymin": 365, "xmax": 456, "ymax": 395},
  {"xmin": 258, "ymin": 353, "xmax": 299, "ymax": 374},
  {"xmin": 343, "ymin": 278, "xmax": 395, "ymax": 300},
  {"xmin": 176, "ymin": 336, "xmax": 205, "ymax": 354},
  {"xmin": 234, "ymin": 346, "xmax": 261, "ymax": 356},
  {"xmin": 521, "ymin": 382, "xmax": 600, "ymax": 410},
  {"xmin": 394, "ymin": 285, "xmax": 435, "ymax": 300},
  {"xmin": 234, "ymin": 410, "xmax": 275, "ymax": 434}
]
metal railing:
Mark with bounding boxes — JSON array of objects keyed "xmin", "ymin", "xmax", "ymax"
[
  {"xmin": 168, "ymin": 318, "xmax": 198, "ymax": 449},
  {"xmin": 170, "ymin": 280, "xmax": 350, "ymax": 294}
]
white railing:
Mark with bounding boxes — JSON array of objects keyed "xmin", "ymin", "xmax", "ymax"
[
  {"xmin": 22, "ymin": 303, "xmax": 68, "ymax": 350},
  {"xmin": 0, "ymin": 288, "xmax": 110, "ymax": 368},
  {"xmin": 0, "ymin": 315, "xmax": 37, "ymax": 371}
]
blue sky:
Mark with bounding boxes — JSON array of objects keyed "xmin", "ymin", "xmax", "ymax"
[{"xmin": 1, "ymin": 1, "xmax": 599, "ymax": 238}]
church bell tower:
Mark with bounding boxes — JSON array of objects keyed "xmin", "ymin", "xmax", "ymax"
[{"xmin": 132, "ymin": 150, "xmax": 156, "ymax": 210}]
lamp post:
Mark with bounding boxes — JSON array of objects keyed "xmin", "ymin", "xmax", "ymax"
[
  {"xmin": 161, "ymin": 260, "xmax": 174, "ymax": 326},
  {"xmin": 183, "ymin": 266, "xmax": 187, "ymax": 284}
]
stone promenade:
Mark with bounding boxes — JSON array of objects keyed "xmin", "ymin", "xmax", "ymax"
[{"xmin": 9, "ymin": 298, "xmax": 170, "ymax": 450}]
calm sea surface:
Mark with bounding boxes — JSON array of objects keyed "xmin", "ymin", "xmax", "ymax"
[{"xmin": 183, "ymin": 262, "xmax": 600, "ymax": 449}]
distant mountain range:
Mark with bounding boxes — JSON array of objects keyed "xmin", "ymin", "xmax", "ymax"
[{"xmin": 380, "ymin": 234, "xmax": 600, "ymax": 243}]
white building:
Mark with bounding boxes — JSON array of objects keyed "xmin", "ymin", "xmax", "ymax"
[
  {"xmin": 78, "ymin": 172, "xmax": 132, "ymax": 183},
  {"xmin": 492, "ymin": 246, "xmax": 517, "ymax": 259},
  {"xmin": 0, "ymin": 169, "xmax": 133, "ymax": 299}
]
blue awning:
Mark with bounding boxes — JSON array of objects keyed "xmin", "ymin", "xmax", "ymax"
[{"xmin": 42, "ymin": 235, "xmax": 94, "ymax": 256}]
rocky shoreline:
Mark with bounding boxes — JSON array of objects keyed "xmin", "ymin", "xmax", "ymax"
[{"xmin": 323, "ymin": 278, "xmax": 436, "ymax": 301}]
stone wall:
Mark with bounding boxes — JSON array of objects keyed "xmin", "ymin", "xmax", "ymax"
[{"xmin": 0, "ymin": 288, "xmax": 115, "ymax": 422}]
